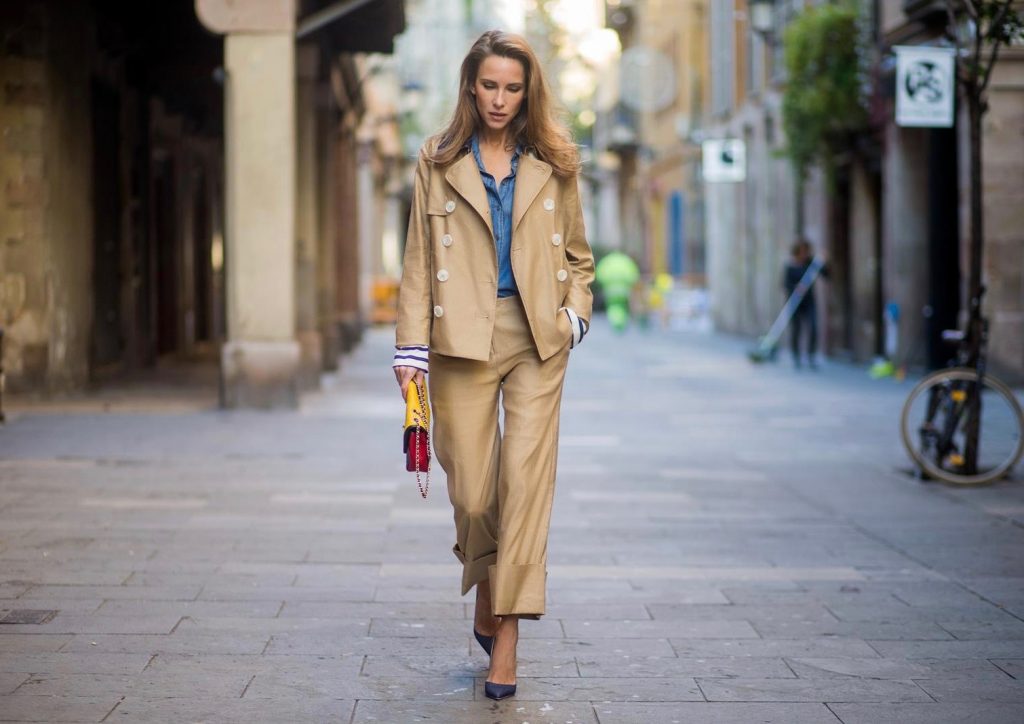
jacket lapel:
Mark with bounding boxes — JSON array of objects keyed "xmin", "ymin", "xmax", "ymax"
[
  {"xmin": 512, "ymin": 154, "xmax": 552, "ymax": 233},
  {"xmin": 444, "ymin": 151, "xmax": 493, "ymax": 238}
]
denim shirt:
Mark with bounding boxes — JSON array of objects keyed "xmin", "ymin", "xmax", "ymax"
[{"xmin": 470, "ymin": 134, "xmax": 521, "ymax": 298}]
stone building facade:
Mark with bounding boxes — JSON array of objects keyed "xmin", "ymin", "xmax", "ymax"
[
  {"xmin": 603, "ymin": 0, "xmax": 710, "ymax": 281},
  {"xmin": 876, "ymin": 0, "xmax": 1024, "ymax": 381},
  {"xmin": 702, "ymin": 0, "xmax": 1024, "ymax": 382},
  {"xmin": 0, "ymin": 0, "xmax": 405, "ymax": 405}
]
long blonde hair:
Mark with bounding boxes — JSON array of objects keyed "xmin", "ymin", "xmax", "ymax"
[{"xmin": 425, "ymin": 30, "xmax": 580, "ymax": 178}]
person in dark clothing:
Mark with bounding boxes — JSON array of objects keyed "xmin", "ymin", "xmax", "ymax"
[{"xmin": 782, "ymin": 239, "xmax": 827, "ymax": 369}]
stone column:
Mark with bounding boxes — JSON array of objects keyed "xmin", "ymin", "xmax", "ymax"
[
  {"xmin": 196, "ymin": 0, "xmax": 299, "ymax": 407},
  {"xmin": 316, "ymin": 93, "xmax": 340, "ymax": 370},
  {"xmin": 295, "ymin": 42, "xmax": 322, "ymax": 390}
]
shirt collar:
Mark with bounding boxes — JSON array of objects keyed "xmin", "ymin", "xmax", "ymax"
[{"xmin": 469, "ymin": 133, "xmax": 522, "ymax": 178}]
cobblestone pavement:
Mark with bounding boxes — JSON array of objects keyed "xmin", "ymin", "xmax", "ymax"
[{"xmin": 2, "ymin": 320, "xmax": 1024, "ymax": 723}]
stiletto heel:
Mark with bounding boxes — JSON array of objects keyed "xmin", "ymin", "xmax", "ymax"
[{"xmin": 473, "ymin": 628, "xmax": 493, "ymax": 656}]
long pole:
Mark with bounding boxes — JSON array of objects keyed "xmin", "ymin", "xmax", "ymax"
[{"xmin": 964, "ymin": 87, "xmax": 983, "ymax": 476}]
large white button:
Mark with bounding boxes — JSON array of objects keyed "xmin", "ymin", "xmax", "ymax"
[
  {"xmin": 433, "ymin": 305, "xmax": 444, "ymax": 317},
  {"xmin": 556, "ymin": 269, "xmax": 568, "ymax": 282},
  {"xmin": 441, "ymin": 234, "xmax": 453, "ymax": 247},
  {"xmin": 444, "ymin": 200, "xmax": 456, "ymax": 213},
  {"xmin": 437, "ymin": 269, "xmax": 449, "ymax": 282},
  {"xmin": 551, "ymin": 233, "xmax": 562, "ymax": 246},
  {"xmin": 543, "ymin": 198, "xmax": 555, "ymax": 211}
]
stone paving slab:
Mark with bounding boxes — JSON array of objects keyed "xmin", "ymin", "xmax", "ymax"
[
  {"xmin": 196, "ymin": 584, "xmax": 376, "ymax": 601},
  {"xmin": 646, "ymin": 602, "xmax": 839, "ymax": 622},
  {"xmin": 785, "ymin": 656, "xmax": 1011, "ymax": 680},
  {"xmin": 106, "ymin": 696, "xmax": 356, "ymax": 722},
  {"xmin": 0, "ymin": 614, "xmax": 181, "ymax": 635},
  {"xmin": 249, "ymin": 671, "xmax": 478, "ymax": 700},
  {"xmin": 0, "ymin": 672, "xmax": 30, "ymax": 695},
  {"xmin": 367, "ymin": 617, "xmax": 563, "ymax": 638},
  {"xmin": 281, "ymin": 601, "xmax": 463, "ymax": 618},
  {"xmin": 936, "ymin": 619, "xmax": 1024, "ymax": 640},
  {"xmin": 2, "ymin": 324, "xmax": 1024, "ymax": 720},
  {"xmin": 828, "ymin": 702, "xmax": 1024, "ymax": 723},
  {"xmin": 593, "ymin": 702, "xmax": 840, "ymax": 723},
  {"xmin": 19, "ymin": 585, "xmax": 203, "ymax": 601},
  {"xmin": 264, "ymin": 633, "xmax": 466, "ymax": 656},
  {"xmin": 518, "ymin": 637, "xmax": 679, "ymax": 658},
  {"xmin": 913, "ymin": 677, "xmax": 1024, "ymax": 702},
  {"xmin": 95, "ymin": 599, "xmax": 283, "ymax": 617},
  {"xmin": 13, "ymin": 675, "xmax": 138, "ymax": 700},
  {"xmin": 60, "ymin": 632, "xmax": 270, "ymax": 655},
  {"xmin": 360, "ymin": 653, "xmax": 576, "ymax": 678},
  {"xmin": 0, "ymin": 695, "xmax": 120, "ymax": 722},
  {"xmin": 351, "ymin": 699, "xmax": 599, "ymax": 723},
  {"xmin": 824, "ymin": 602, "xmax": 1017, "ymax": 622},
  {"xmin": 991, "ymin": 658, "xmax": 1024, "ymax": 677},
  {"xmin": 868, "ymin": 639, "xmax": 1024, "ymax": 659},
  {"xmin": 0, "ymin": 635, "xmax": 71, "ymax": 653},
  {"xmin": 480, "ymin": 675, "xmax": 706, "ymax": 701},
  {"xmin": 669, "ymin": 637, "xmax": 882, "ymax": 659},
  {"xmin": 696, "ymin": 677, "xmax": 932, "ymax": 703},
  {"xmin": 575, "ymin": 655, "xmax": 794, "ymax": 679},
  {"xmin": 562, "ymin": 618, "xmax": 759, "ymax": 639},
  {"xmin": 750, "ymin": 619, "xmax": 954, "ymax": 640},
  {"xmin": 0, "ymin": 653, "xmax": 151, "ymax": 676},
  {"xmin": 173, "ymin": 615, "xmax": 372, "ymax": 636}
]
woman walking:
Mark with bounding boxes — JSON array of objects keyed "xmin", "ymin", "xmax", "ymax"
[{"xmin": 392, "ymin": 30, "xmax": 594, "ymax": 700}]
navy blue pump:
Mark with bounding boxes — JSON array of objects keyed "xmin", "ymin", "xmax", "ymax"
[
  {"xmin": 484, "ymin": 680, "xmax": 516, "ymax": 700},
  {"xmin": 474, "ymin": 628, "xmax": 494, "ymax": 656}
]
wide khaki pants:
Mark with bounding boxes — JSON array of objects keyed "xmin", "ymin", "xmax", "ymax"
[{"xmin": 429, "ymin": 295, "xmax": 570, "ymax": 619}]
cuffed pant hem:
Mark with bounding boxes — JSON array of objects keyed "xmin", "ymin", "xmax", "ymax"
[
  {"xmin": 488, "ymin": 562, "xmax": 546, "ymax": 618},
  {"xmin": 453, "ymin": 543, "xmax": 497, "ymax": 596}
]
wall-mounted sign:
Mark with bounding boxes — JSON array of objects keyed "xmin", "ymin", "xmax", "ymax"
[
  {"xmin": 895, "ymin": 45, "xmax": 956, "ymax": 128},
  {"xmin": 702, "ymin": 139, "xmax": 746, "ymax": 182}
]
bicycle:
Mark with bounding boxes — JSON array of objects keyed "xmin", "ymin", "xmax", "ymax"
[{"xmin": 900, "ymin": 287, "xmax": 1024, "ymax": 485}]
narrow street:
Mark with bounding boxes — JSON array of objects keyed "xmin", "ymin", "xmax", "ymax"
[{"xmin": 2, "ymin": 321, "xmax": 1024, "ymax": 723}]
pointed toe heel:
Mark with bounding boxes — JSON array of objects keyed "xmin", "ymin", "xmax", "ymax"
[
  {"xmin": 473, "ymin": 628, "xmax": 494, "ymax": 656},
  {"xmin": 484, "ymin": 680, "xmax": 516, "ymax": 700}
]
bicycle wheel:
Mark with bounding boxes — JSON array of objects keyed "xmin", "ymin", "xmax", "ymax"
[{"xmin": 901, "ymin": 367, "xmax": 1024, "ymax": 485}]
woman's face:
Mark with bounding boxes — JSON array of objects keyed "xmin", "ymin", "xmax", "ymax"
[{"xmin": 473, "ymin": 54, "xmax": 526, "ymax": 135}]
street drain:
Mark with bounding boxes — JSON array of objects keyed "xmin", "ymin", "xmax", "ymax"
[{"xmin": 0, "ymin": 609, "xmax": 58, "ymax": 624}]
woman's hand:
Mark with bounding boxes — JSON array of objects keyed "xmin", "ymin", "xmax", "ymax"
[
  {"xmin": 394, "ymin": 366, "xmax": 426, "ymax": 400},
  {"xmin": 556, "ymin": 310, "xmax": 573, "ymax": 346}
]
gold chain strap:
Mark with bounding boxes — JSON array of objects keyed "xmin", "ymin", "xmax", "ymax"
[{"xmin": 413, "ymin": 381, "xmax": 430, "ymax": 498}]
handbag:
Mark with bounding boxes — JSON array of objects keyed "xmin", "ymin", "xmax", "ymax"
[{"xmin": 403, "ymin": 379, "xmax": 431, "ymax": 498}]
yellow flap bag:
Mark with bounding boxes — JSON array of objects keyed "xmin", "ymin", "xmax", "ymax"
[{"xmin": 403, "ymin": 379, "xmax": 431, "ymax": 497}]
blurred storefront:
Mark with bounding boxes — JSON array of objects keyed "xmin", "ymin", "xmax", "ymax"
[{"xmin": 0, "ymin": 0, "xmax": 405, "ymax": 406}]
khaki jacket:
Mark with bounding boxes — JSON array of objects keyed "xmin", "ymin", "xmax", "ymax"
[{"xmin": 396, "ymin": 147, "xmax": 595, "ymax": 361}]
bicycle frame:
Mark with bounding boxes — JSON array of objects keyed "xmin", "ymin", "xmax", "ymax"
[{"xmin": 921, "ymin": 287, "xmax": 989, "ymax": 477}]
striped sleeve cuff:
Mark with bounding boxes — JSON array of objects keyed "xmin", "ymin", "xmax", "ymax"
[
  {"xmin": 393, "ymin": 345, "xmax": 429, "ymax": 373},
  {"xmin": 559, "ymin": 307, "xmax": 589, "ymax": 349}
]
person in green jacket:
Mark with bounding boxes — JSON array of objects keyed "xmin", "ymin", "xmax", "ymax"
[{"xmin": 595, "ymin": 251, "xmax": 640, "ymax": 333}]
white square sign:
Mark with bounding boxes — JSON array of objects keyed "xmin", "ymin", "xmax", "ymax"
[
  {"xmin": 702, "ymin": 139, "xmax": 745, "ymax": 183},
  {"xmin": 895, "ymin": 45, "xmax": 956, "ymax": 128}
]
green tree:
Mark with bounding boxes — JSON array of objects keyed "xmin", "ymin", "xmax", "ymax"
[
  {"xmin": 781, "ymin": 2, "xmax": 866, "ymax": 234},
  {"xmin": 942, "ymin": 0, "xmax": 1023, "ymax": 329}
]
